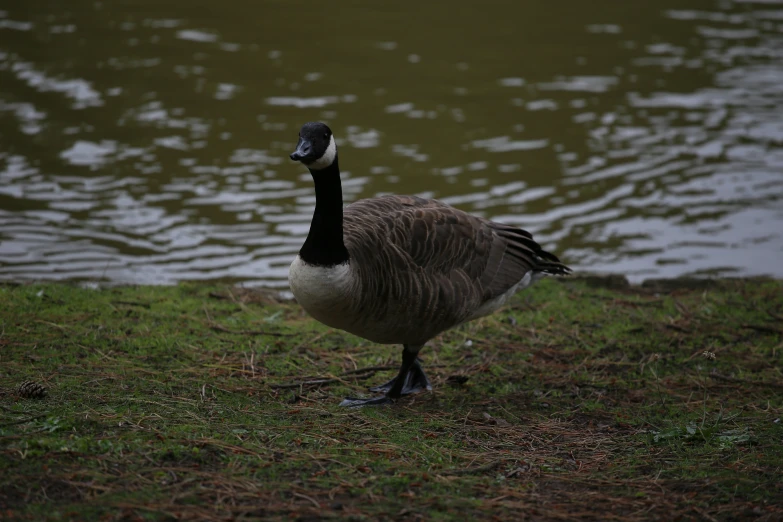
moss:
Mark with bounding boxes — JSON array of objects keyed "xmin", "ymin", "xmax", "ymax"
[{"xmin": 1, "ymin": 278, "xmax": 781, "ymax": 520}]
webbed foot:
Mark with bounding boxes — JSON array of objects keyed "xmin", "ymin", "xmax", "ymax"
[
  {"xmin": 339, "ymin": 345, "xmax": 430, "ymax": 407},
  {"xmin": 339, "ymin": 395, "xmax": 395, "ymax": 408},
  {"xmin": 368, "ymin": 359, "xmax": 431, "ymax": 396}
]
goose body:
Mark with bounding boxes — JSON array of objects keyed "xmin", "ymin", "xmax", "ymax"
[
  {"xmin": 290, "ymin": 195, "xmax": 555, "ymax": 344},
  {"xmin": 288, "ymin": 122, "xmax": 570, "ymax": 406}
]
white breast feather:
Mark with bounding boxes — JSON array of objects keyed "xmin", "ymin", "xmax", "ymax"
[{"xmin": 289, "ymin": 255, "xmax": 353, "ymax": 327}]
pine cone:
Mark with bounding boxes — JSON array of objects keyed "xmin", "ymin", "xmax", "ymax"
[{"xmin": 17, "ymin": 380, "xmax": 48, "ymax": 399}]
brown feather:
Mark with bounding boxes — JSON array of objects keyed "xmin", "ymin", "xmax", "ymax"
[{"xmin": 340, "ymin": 195, "xmax": 570, "ymax": 344}]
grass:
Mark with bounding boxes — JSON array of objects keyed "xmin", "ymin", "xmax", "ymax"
[{"xmin": 1, "ymin": 276, "xmax": 782, "ymax": 521}]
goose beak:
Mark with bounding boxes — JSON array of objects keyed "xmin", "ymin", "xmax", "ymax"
[{"xmin": 290, "ymin": 137, "xmax": 312, "ymax": 162}]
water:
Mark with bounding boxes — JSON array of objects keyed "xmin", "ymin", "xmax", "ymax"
[{"xmin": 1, "ymin": 0, "xmax": 782, "ymax": 287}]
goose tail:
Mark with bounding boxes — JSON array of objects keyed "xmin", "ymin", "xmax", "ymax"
[{"xmin": 534, "ymin": 249, "xmax": 572, "ymax": 276}]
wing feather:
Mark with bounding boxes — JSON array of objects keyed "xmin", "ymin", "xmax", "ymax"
[{"xmin": 342, "ymin": 195, "xmax": 570, "ymax": 341}]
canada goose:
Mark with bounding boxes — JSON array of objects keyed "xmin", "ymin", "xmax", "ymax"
[{"xmin": 288, "ymin": 122, "xmax": 571, "ymax": 407}]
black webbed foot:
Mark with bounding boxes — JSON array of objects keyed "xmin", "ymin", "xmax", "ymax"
[
  {"xmin": 339, "ymin": 345, "xmax": 430, "ymax": 407},
  {"xmin": 368, "ymin": 359, "xmax": 431, "ymax": 396},
  {"xmin": 339, "ymin": 395, "xmax": 395, "ymax": 408}
]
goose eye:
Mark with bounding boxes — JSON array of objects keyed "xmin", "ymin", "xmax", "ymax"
[{"xmin": 324, "ymin": 133, "xmax": 329, "ymax": 139}]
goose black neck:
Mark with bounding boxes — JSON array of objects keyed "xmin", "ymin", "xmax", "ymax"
[{"xmin": 299, "ymin": 158, "xmax": 350, "ymax": 267}]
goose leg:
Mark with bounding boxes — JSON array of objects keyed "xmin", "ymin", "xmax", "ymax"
[{"xmin": 340, "ymin": 345, "xmax": 430, "ymax": 407}]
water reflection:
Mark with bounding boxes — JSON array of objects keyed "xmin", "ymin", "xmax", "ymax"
[{"xmin": 1, "ymin": 0, "xmax": 782, "ymax": 286}]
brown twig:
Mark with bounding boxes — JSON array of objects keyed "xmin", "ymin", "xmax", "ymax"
[
  {"xmin": 741, "ymin": 324, "xmax": 783, "ymax": 336},
  {"xmin": 708, "ymin": 373, "xmax": 783, "ymax": 389},
  {"xmin": 341, "ymin": 365, "xmax": 397, "ymax": 375},
  {"xmin": 663, "ymin": 323, "xmax": 689, "ymax": 333},
  {"xmin": 270, "ymin": 378, "xmax": 342, "ymax": 390},
  {"xmin": 208, "ymin": 323, "xmax": 294, "ymax": 337},
  {"xmin": 268, "ymin": 363, "xmax": 454, "ymax": 390},
  {"xmin": 441, "ymin": 460, "xmax": 503, "ymax": 476},
  {"xmin": 291, "ymin": 491, "xmax": 321, "ymax": 508},
  {"xmin": 270, "ymin": 365, "xmax": 398, "ymax": 389},
  {"xmin": 112, "ymin": 300, "xmax": 151, "ymax": 309},
  {"xmin": 0, "ymin": 413, "xmax": 47, "ymax": 427},
  {"xmin": 766, "ymin": 308, "xmax": 783, "ymax": 322}
]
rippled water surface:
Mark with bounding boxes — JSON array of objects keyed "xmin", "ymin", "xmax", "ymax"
[{"xmin": 1, "ymin": 0, "xmax": 782, "ymax": 286}]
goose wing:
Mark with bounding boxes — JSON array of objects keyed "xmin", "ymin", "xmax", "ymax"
[{"xmin": 344, "ymin": 195, "xmax": 568, "ymax": 302}]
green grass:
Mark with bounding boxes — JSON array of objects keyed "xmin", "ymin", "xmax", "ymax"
[{"xmin": 1, "ymin": 277, "xmax": 782, "ymax": 521}]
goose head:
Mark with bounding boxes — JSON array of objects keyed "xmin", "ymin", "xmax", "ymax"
[{"xmin": 290, "ymin": 122, "xmax": 337, "ymax": 171}]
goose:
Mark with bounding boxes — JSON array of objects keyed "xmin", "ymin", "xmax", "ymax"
[{"xmin": 288, "ymin": 122, "xmax": 571, "ymax": 407}]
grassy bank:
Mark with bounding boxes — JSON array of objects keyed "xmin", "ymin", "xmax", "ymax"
[{"xmin": 1, "ymin": 277, "xmax": 782, "ymax": 521}]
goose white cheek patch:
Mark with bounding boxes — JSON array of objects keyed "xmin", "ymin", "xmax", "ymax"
[{"xmin": 309, "ymin": 135, "xmax": 337, "ymax": 170}]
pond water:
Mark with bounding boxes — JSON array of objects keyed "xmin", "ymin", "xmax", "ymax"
[{"xmin": 1, "ymin": 0, "xmax": 782, "ymax": 287}]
